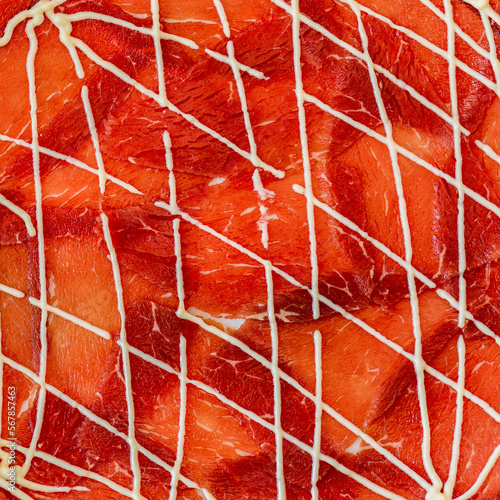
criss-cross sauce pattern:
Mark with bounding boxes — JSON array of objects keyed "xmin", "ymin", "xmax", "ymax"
[{"xmin": 0, "ymin": 0, "xmax": 500, "ymax": 499}]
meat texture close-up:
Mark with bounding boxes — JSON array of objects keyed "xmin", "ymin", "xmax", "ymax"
[{"xmin": 1, "ymin": 0, "xmax": 500, "ymax": 498}]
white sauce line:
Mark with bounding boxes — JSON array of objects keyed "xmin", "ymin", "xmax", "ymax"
[
  {"xmin": 486, "ymin": 4, "xmax": 500, "ymax": 29},
  {"xmin": 418, "ymin": 0, "xmax": 490, "ymax": 60},
  {"xmin": 2, "ymin": 354, "xmax": 129, "ymax": 439},
  {"xmin": 352, "ymin": 4, "xmax": 440, "ymax": 487},
  {"xmin": 19, "ymin": 16, "xmax": 49, "ymax": 480},
  {"xmin": 476, "ymin": 140, "xmax": 500, "ymax": 174},
  {"xmin": 138, "ymin": 445, "xmax": 214, "ymax": 497},
  {"xmin": 81, "ymin": 85, "xmax": 107, "ymax": 194},
  {"xmin": 14, "ymin": 443, "xmax": 137, "ymax": 498},
  {"xmin": 65, "ymin": 33, "xmax": 285, "ymax": 179},
  {"xmin": 173, "ymin": 218, "xmax": 185, "ymax": 315},
  {"xmin": 292, "ymin": 184, "xmax": 435, "ymax": 288},
  {"xmin": 164, "ymin": 131, "xmax": 178, "ymax": 212},
  {"xmin": 480, "ymin": 9, "xmax": 500, "ymax": 91},
  {"xmin": 168, "ymin": 335, "xmax": 187, "ymax": 500},
  {"xmin": 290, "ymin": 0, "xmax": 320, "ymax": 320},
  {"xmin": 150, "ymin": 0, "xmax": 167, "ymax": 106},
  {"xmin": 46, "ymin": 9, "xmax": 85, "ymax": 79},
  {"xmin": 28, "ymin": 297, "xmax": 111, "ymax": 340},
  {"xmin": 101, "ymin": 213, "xmax": 142, "ymax": 499},
  {"xmin": 443, "ymin": 0, "xmax": 467, "ymax": 329},
  {"xmin": 16, "ymin": 477, "xmax": 88, "ymax": 493},
  {"xmin": 0, "ymin": 478, "xmax": 35, "ymax": 500},
  {"xmin": 168, "ymin": 134, "xmax": 188, "ymax": 500},
  {"xmin": 225, "ymin": 38, "xmax": 258, "ymax": 160},
  {"xmin": 212, "ymin": 1, "xmax": 272, "ymax": 250},
  {"xmin": 436, "ymin": 289, "xmax": 500, "ymax": 345},
  {"xmin": 212, "ymin": 0, "xmax": 231, "ymax": 38},
  {"xmin": 351, "ymin": 0, "xmax": 492, "ymax": 84},
  {"xmin": 269, "ymin": 0, "xmax": 496, "ymax": 117},
  {"xmin": 128, "ymin": 343, "xmax": 407, "ymax": 500},
  {"xmin": 0, "ymin": 0, "xmax": 67, "ymax": 47},
  {"xmin": 153, "ymin": 277, "xmax": 432, "ymax": 489},
  {"xmin": 61, "ymin": 11, "xmax": 267, "ymax": 81},
  {"xmin": 0, "ymin": 193, "xmax": 36, "ymax": 237},
  {"xmin": 252, "ymin": 169, "xmax": 271, "ymax": 249},
  {"xmin": 204, "ymin": 48, "xmax": 266, "ymax": 80},
  {"xmin": 1, "ymin": 354, "xmax": 208, "ymax": 494},
  {"xmin": 264, "ymin": 263, "xmax": 286, "ymax": 498},
  {"xmin": 59, "ymin": 12, "xmax": 198, "ymax": 50},
  {"xmin": 292, "ymin": 185, "xmax": 500, "ymax": 345},
  {"xmin": 454, "ymin": 445, "xmax": 500, "ymax": 500},
  {"xmin": 0, "ymin": 133, "xmax": 143, "ymax": 195},
  {"xmin": 311, "ymin": 329, "xmax": 322, "ymax": 500},
  {"xmin": 306, "ymin": 92, "xmax": 500, "ymax": 228},
  {"xmin": 443, "ymin": 336, "xmax": 466, "ymax": 499},
  {"xmin": 0, "ymin": 281, "xmax": 111, "ymax": 340},
  {"xmin": 0, "ymin": 283, "xmax": 25, "ymax": 299}
]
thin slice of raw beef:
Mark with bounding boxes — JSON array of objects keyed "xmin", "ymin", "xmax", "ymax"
[{"xmin": 2, "ymin": 0, "xmax": 500, "ymax": 499}]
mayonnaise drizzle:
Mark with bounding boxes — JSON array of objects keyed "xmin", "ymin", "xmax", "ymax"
[
  {"xmin": 212, "ymin": 0, "xmax": 231, "ymax": 38},
  {"xmin": 128, "ymin": 335, "xmax": 408, "ymax": 500},
  {"xmin": 264, "ymin": 263, "xmax": 286, "ymax": 498},
  {"xmin": 1, "ymin": 352, "xmax": 209, "ymax": 495},
  {"xmin": 252, "ymin": 169, "xmax": 272, "ymax": 248},
  {"xmin": 269, "ymin": 0, "xmax": 496, "ymax": 117},
  {"xmin": 0, "ymin": 283, "xmax": 25, "ymax": 299},
  {"xmin": 18, "ymin": 15, "xmax": 49, "ymax": 481},
  {"xmin": 46, "ymin": 9, "xmax": 84, "ymax": 79},
  {"xmin": 83, "ymin": 44, "xmax": 142, "ymax": 497},
  {"xmin": 211, "ymin": 0, "xmax": 273, "ymax": 251},
  {"xmin": 443, "ymin": 336, "xmax": 466, "ymax": 500},
  {"xmin": 156, "ymin": 174, "xmax": 433, "ymax": 491},
  {"xmin": 14, "ymin": 441, "xmax": 141, "ymax": 498},
  {"xmin": 15, "ymin": 477, "xmax": 87, "ymax": 493},
  {"xmin": 311, "ymin": 329, "xmax": 322, "ymax": 500},
  {"xmin": 454, "ymin": 445, "xmax": 500, "ymax": 500},
  {"xmin": 0, "ymin": 478, "xmax": 34, "ymax": 500},
  {"xmin": 204, "ymin": 48, "xmax": 267, "ymax": 80},
  {"xmin": 81, "ymin": 85, "xmax": 107, "ymax": 194},
  {"xmin": 292, "ymin": 185, "xmax": 500, "ymax": 345},
  {"xmin": 290, "ymin": 0, "xmax": 320, "ymax": 320},
  {"xmin": 2, "ymin": 0, "xmax": 500, "ymax": 497},
  {"xmin": 151, "ymin": 0, "xmax": 167, "ymax": 106},
  {"xmin": 164, "ymin": 131, "xmax": 178, "ymax": 211},
  {"xmin": 481, "ymin": 9, "xmax": 500, "ymax": 92},
  {"xmin": 48, "ymin": 9, "xmax": 284, "ymax": 179},
  {"xmin": 102, "ymin": 213, "xmax": 143, "ymax": 500},
  {"xmin": 0, "ymin": 193, "xmax": 36, "ymax": 237},
  {"xmin": 168, "ymin": 332, "xmax": 187, "ymax": 500},
  {"xmin": 301, "ymin": 94, "xmax": 500, "ymax": 223},
  {"xmin": 29, "ymin": 297, "xmax": 111, "ymax": 340},
  {"xmin": 59, "ymin": 11, "xmax": 198, "ymax": 50},
  {"xmin": 0, "ymin": 133, "xmax": 143, "ymax": 195},
  {"xmin": 351, "ymin": 2, "xmax": 441, "ymax": 487},
  {"xmin": 443, "ymin": 0, "xmax": 468, "ymax": 329}
]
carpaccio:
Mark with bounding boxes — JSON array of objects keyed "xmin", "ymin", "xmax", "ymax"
[{"xmin": 1, "ymin": 0, "xmax": 500, "ymax": 498}]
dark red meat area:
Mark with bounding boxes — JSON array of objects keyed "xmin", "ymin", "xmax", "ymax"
[{"xmin": 2, "ymin": 0, "xmax": 500, "ymax": 499}]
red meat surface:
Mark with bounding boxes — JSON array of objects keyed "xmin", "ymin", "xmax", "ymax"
[{"xmin": 1, "ymin": 0, "xmax": 500, "ymax": 499}]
